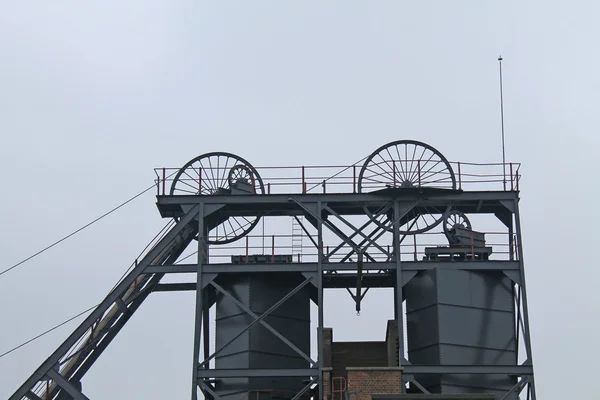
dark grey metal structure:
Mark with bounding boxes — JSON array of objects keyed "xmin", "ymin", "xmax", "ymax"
[{"xmin": 9, "ymin": 140, "xmax": 536, "ymax": 400}]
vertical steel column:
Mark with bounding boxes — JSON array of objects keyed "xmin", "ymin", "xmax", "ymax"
[
  {"xmin": 393, "ymin": 201, "xmax": 405, "ymax": 392},
  {"xmin": 192, "ymin": 203, "xmax": 206, "ymax": 400},
  {"xmin": 513, "ymin": 199, "xmax": 536, "ymax": 400},
  {"xmin": 317, "ymin": 201, "xmax": 324, "ymax": 400},
  {"xmin": 508, "ymin": 215, "xmax": 514, "ymax": 261}
]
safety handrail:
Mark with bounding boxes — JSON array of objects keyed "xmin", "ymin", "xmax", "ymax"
[{"xmin": 154, "ymin": 161, "xmax": 522, "ymax": 196}]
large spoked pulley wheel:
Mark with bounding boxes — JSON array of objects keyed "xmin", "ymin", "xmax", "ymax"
[
  {"xmin": 443, "ymin": 210, "xmax": 472, "ymax": 245},
  {"xmin": 170, "ymin": 152, "xmax": 265, "ymax": 244},
  {"xmin": 358, "ymin": 140, "xmax": 456, "ymax": 192},
  {"xmin": 359, "ymin": 140, "xmax": 456, "ymax": 234}
]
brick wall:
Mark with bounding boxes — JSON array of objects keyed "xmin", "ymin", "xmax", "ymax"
[
  {"xmin": 331, "ymin": 342, "xmax": 387, "ymax": 378},
  {"xmin": 346, "ymin": 367, "xmax": 402, "ymax": 400},
  {"xmin": 323, "ymin": 369, "xmax": 331, "ymax": 398}
]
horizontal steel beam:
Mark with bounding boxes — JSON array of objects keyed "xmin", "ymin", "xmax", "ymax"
[
  {"xmin": 153, "ymin": 274, "xmax": 395, "ymax": 291},
  {"xmin": 197, "ymin": 368, "xmax": 318, "ymax": 378},
  {"xmin": 158, "ymin": 191, "xmax": 518, "ymax": 205},
  {"xmin": 25, "ymin": 392, "xmax": 43, "ymax": 400},
  {"xmin": 403, "ymin": 365, "xmax": 534, "ymax": 375},
  {"xmin": 154, "ymin": 283, "xmax": 196, "ymax": 292},
  {"xmin": 145, "ymin": 261, "xmax": 519, "ymax": 274}
]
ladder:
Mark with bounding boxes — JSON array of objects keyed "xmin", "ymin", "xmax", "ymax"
[{"xmin": 291, "ymin": 216, "xmax": 304, "ymax": 262}]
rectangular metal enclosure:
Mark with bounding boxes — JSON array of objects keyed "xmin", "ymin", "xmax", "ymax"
[
  {"xmin": 405, "ymin": 268, "xmax": 517, "ymax": 397},
  {"xmin": 215, "ymin": 272, "xmax": 312, "ymax": 400}
]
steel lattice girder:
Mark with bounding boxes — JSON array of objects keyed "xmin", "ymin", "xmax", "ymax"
[
  {"xmin": 9, "ymin": 206, "xmax": 201, "ymax": 400},
  {"xmin": 156, "ymin": 191, "xmax": 519, "ymax": 219}
]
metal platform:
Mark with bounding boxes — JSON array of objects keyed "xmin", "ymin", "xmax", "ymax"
[{"xmin": 423, "ymin": 246, "xmax": 493, "ymax": 261}]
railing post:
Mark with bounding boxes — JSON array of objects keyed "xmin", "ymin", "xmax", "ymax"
[
  {"xmin": 302, "ymin": 166, "xmax": 306, "ymax": 193},
  {"xmin": 413, "ymin": 235, "xmax": 417, "ymax": 261},
  {"xmin": 418, "ymin": 159, "xmax": 421, "ymax": 187},
  {"xmin": 245, "ymin": 236, "xmax": 249, "ymax": 263},
  {"xmin": 393, "ymin": 161, "xmax": 397, "ymax": 187},
  {"xmin": 267, "ymin": 182, "xmax": 271, "ymax": 195},
  {"xmin": 457, "ymin": 162, "xmax": 462, "ymax": 190},
  {"xmin": 250, "ymin": 174, "xmax": 256, "ymax": 194},
  {"xmin": 271, "ymin": 235, "xmax": 275, "ymax": 263},
  {"xmin": 471, "ymin": 231, "xmax": 475, "ymax": 261},
  {"xmin": 322, "ymin": 179, "xmax": 326, "ymax": 193},
  {"xmin": 162, "ymin": 167, "xmax": 166, "ymax": 195},
  {"xmin": 510, "ymin": 162, "xmax": 514, "ymax": 191},
  {"xmin": 353, "ymin": 165, "xmax": 357, "ymax": 193}
]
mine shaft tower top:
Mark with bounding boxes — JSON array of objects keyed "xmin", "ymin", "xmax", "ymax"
[{"xmin": 10, "ymin": 139, "xmax": 535, "ymax": 400}]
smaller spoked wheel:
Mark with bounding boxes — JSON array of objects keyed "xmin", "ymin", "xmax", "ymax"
[
  {"xmin": 170, "ymin": 152, "xmax": 265, "ymax": 245},
  {"xmin": 228, "ymin": 164, "xmax": 255, "ymax": 189},
  {"xmin": 443, "ymin": 210, "xmax": 471, "ymax": 244}
]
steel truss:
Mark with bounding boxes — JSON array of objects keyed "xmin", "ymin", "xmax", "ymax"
[{"xmin": 10, "ymin": 190, "xmax": 536, "ymax": 400}]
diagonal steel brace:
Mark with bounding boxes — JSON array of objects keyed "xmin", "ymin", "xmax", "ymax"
[
  {"xmin": 199, "ymin": 276, "xmax": 313, "ymax": 367},
  {"xmin": 325, "ymin": 206, "xmax": 392, "ymax": 257},
  {"xmin": 326, "ymin": 213, "xmax": 387, "ymax": 261},
  {"xmin": 294, "ymin": 215, "xmax": 318, "ymax": 249},
  {"xmin": 46, "ymin": 369, "xmax": 89, "ymax": 400},
  {"xmin": 289, "ymin": 197, "xmax": 360, "ymax": 254},
  {"xmin": 9, "ymin": 205, "xmax": 200, "ymax": 400},
  {"xmin": 198, "ymin": 381, "xmax": 221, "ymax": 400},
  {"xmin": 500, "ymin": 378, "xmax": 528, "ymax": 400},
  {"xmin": 208, "ymin": 280, "xmax": 317, "ymax": 367}
]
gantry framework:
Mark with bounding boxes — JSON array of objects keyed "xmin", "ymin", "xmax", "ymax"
[{"xmin": 9, "ymin": 140, "xmax": 536, "ymax": 400}]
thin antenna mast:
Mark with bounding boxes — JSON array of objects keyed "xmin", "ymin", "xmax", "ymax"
[{"xmin": 498, "ymin": 55, "xmax": 507, "ymax": 190}]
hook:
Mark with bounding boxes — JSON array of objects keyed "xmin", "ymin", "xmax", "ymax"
[{"xmin": 356, "ymin": 311, "xmax": 361, "ymax": 316}]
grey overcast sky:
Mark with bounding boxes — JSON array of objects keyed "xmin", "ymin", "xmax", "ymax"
[{"xmin": 0, "ymin": 1, "xmax": 598, "ymax": 399}]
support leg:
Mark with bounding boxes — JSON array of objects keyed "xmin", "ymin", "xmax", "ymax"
[
  {"xmin": 393, "ymin": 200, "xmax": 406, "ymax": 392},
  {"xmin": 193, "ymin": 204, "xmax": 206, "ymax": 400},
  {"xmin": 317, "ymin": 200, "xmax": 324, "ymax": 400},
  {"xmin": 513, "ymin": 199, "xmax": 536, "ymax": 400}
]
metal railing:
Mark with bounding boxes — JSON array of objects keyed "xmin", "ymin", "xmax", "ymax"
[
  {"xmin": 154, "ymin": 161, "xmax": 521, "ymax": 196},
  {"xmin": 195, "ymin": 231, "xmax": 519, "ymax": 264}
]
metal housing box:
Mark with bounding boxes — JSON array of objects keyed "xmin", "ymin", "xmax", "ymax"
[
  {"xmin": 454, "ymin": 227, "xmax": 486, "ymax": 247},
  {"xmin": 215, "ymin": 273, "xmax": 311, "ymax": 400},
  {"xmin": 405, "ymin": 268, "xmax": 517, "ymax": 397}
]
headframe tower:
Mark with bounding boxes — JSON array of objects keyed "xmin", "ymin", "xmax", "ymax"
[{"xmin": 9, "ymin": 140, "xmax": 536, "ymax": 400}]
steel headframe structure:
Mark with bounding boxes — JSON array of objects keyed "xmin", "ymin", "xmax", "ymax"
[{"xmin": 9, "ymin": 140, "xmax": 536, "ymax": 400}]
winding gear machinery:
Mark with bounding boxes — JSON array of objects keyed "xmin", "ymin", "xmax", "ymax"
[
  {"xmin": 443, "ymin": 209, "xmax": 472, "ymax": 245},
  {"xmin": 170, "ymin": 140, "xmax": 460, "ymax": 244},
  {"xmin": 357, "ymin": 140, "xmax": 457, "ymax": 234},
  {"xmin": 170, "ymin": 152, "xmax": 264, "ymax": 244}
]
